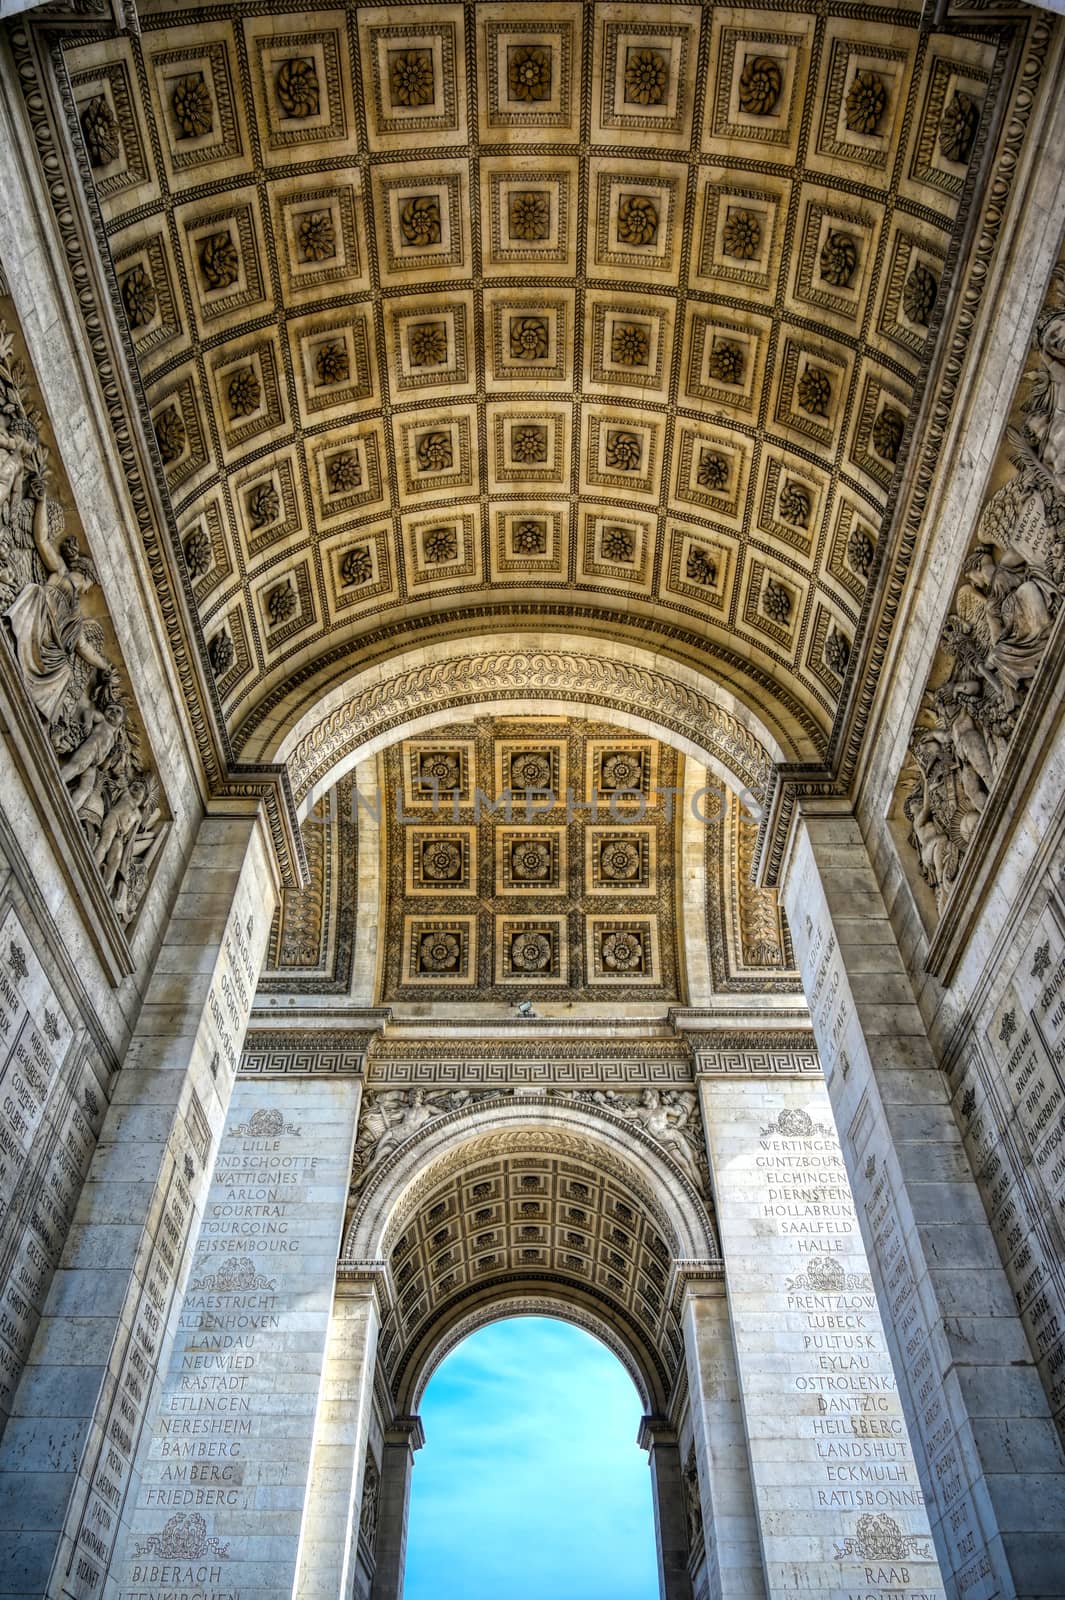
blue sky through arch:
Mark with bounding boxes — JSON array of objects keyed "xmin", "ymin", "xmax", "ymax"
[{"xmin": 403, "ymin": 1315, "xmax": 659, "ymax": 1600}]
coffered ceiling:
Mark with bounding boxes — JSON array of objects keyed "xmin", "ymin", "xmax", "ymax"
[{"xmin": 60, "ymin": 1, "xmax": 1005, "ymax": 762}]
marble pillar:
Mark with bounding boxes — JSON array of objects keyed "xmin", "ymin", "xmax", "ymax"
[
  {"xmin": 294, "ymin": 1269, "xmax": 382, "ymax": 1600},
  {"xmin": 111, "ymin": 1074, "xmax": 361, "ymax": 1600},
  {"xmin": 0, "ymin": 811, "xmax": 275, "ymax": 1600},
  {"xmin": 369, "ymin": 1416, "xmax": 423, "ymax": 1600},
  {"xmin": 639, "ymin": 1416, "xmax": 695, "ymax": 1600},
  {"xmin": 783, "ymin": 816, "xmax": 1065, "ymax": 1600},
  {"xmin": 701, "ymin": 1072, "xmax": 944, "ymax": 1600},
  {"xmin": 681, "ymin": 1277, "xmax": 767, "ymax": 1600}
]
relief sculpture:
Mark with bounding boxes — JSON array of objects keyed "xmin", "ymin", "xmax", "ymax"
[
  {"xmin": 0, "ymin": 314, "xmax": 164, "ymax": 926},
  {"xmin": 904, "ymin": 262, "xmax": 1065, "ymax": 912}
]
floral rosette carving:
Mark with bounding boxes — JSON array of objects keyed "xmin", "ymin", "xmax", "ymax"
[
  {"xmin": 340, "ymin": 545, "xmax": 372, "ymax": 587},
  {"xmin": 738, "ymin": 55, "xmax": 782, "ymax": 116},
  {"xmin": 277, "ymin": 58, "xmax": 320, "ymax": 119},
  {"xmin": 617, "ymin": 194, "xmax": 658, "ymax": 246}
]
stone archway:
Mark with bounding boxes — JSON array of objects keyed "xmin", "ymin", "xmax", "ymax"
[{"xmin": 340, "ymin": 1102, "xmax": 721, "ymax": 1600}]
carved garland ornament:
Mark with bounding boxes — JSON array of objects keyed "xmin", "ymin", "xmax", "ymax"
[{"xmin": 286, "ymin": 651, "xmax": 773, "ymax": 807}]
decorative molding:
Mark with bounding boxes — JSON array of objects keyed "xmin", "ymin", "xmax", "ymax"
[
  {"xmin": 239, "ymin": 1030, "xmax": 372, "ymax": 1075},
  {"xmin": 287, "ymin": 653, "xmax": 774, "ymax": 806}
]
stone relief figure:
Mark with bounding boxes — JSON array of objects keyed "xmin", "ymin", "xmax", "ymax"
[
  {"xmin": 564, "ymin": 1087, "xmax": 710, "ymax": 1193},
  {"xmin": 903, "ymin": 273, "xmax": 1065, "ymax": 912},
  {"xmin": 350, "ymin": 1087, "xmax": 495, "ymax": 1187},
  {"xmin": 0, "ymin": 316, "xmax": 163, "ymax": 926}
]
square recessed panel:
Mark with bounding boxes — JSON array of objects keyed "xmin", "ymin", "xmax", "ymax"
[
  {"xmin": 496, "ymin": 915, "xmax": 567, "ymax": 984},
  {"xmin": 482, "ymin": 161, "xmax": 577, "ymax": 272},
  {"xmin": 209, "ymin": 338, "xmax": 285, "ymax": 450},
  {"xmin": 289, "ymin": 313, "xmax": 376, "ymax": 419},
  {"xmin": 876, "ymin": 228, "xmax": 947, "ymax": 359},
  {"xmin": 586, "ymin": 297, "xmax": 672, "ymax": 397},
  {"xmin": 579, "ymin": 511, "xmax": 654, "ymax": 593},
  {"xmin": 586, "ymin": 827, "xmax": 656, "ymax": 895},
  {"xmin": 235, "ymin": 454, "xmax": 303, "ymax": 556},
  {"xmin": 147, "ymin": 32, "xmax": 244, "ymax": 180},
  {"xmin": 791, "ymin": 194, "xmax": 875, "ymax": 324},
  {"xmin": 479, "ymin": 9, "xmax": 581, "ymax": 139},
  {"xmin": 322, "ymin": 524, "xmax": 394, "ymax": 616},
  {"xmin": 70, "ymin": 54, "xmax": 149, "ymax": 201},
  {"xmin": 742, "ymin": 556, "xmax": 806, "ymax": 649},
  {"xmin": 308, "ymin": 427, "xmax": 385, "ymax": 521},
  {"xmin": 402, "ymin": 741, "xmax": 477, "ymax": 809},
  {"xmin": 253, "ymin": 559, "xmax": 316, "ymax": 653},
  {"xmin": 773, "ymin": 335, "xmax": 851, "ymax": 447},
  {"xmin": 593, "ymin": 9, "xmax": 699, "ymax": 149},
  {"xmin": 270, "ymin": 180, "xmax": 366, "ymax": 299},
  {"xmin": 682, "ymin": 310, "xmax": 766, "ymax": 414},
  {"xmin": 707, "ymin": 20, "xmax": 811, "ymax": 161},
  {"xmin": 589, "ymin": 161, "xmax": 685, "ymax": 276},
  {"xmin": 112, "ymin": 231, "xmax": 182, "ymax": 363},
  {"xmin": 813, "ymin": 34, "xmax": 912, "ymax": 182},
  {"xmin": 491, "ymin": 508, "xmax": 567, "ymax": 578},
  {"xmin": 582, "ymin": 412, "xmax": 660, "ymax": 500},
  {"xmin": 177, "ymin": 194, "xmax": 268, "ymax": 331},
  {"xmin": 408, "ymin": 828, "xmax": 476, "ymax": 894},
  {"xmin": 692, "ymin": 174, "xmax": 786, "ymax": 295},
  {"xmin": 585, "ymin": 741, "xmax": 657, "ymax": 806},
  {"xmin": 497, "ymin": 828, "xmax": 567, "ymax": 895},
  {"xmin": 373, "ymin": 165, "xmax": 467, "ymax": 278},
  {"xmin": 848, "ymin": 368, "xmax": 910, "ymax": 490},
  {"xmin": 756, "ymin": 453, "xmax": 824, "ymax": 553},
  {"xmin": 395, "ymin": 412, "xmax": 475, "ymax": 498},
  {"xmin": 485, "ymin": 295, "xmax": 570, "ymax": 388},
  {"xmin": 247, "ymin": 22, "xmax": 351, "ymax": 160},
  {"xmin": 585, "ymin": 917, "xmax": 660, "ymax": 984},
  {"xmin": 404, "ymin": 511, "xmax": 479, "ymax": 588},
  {"xmin": 385, "ymin": 295, "xmax": 473, "ymax": 395},
  {"xmin": 360, "ymin": 8, "xmax": 467, "ymax": 143},
  {"xmin": 488, "ymin": 404, "xmax": 570, "ymax": 488},
  {"xmin": 907, "ymin": 54, "xmax": 990, "ymax": 202},
  {"xmin": 673, "ymin": 427, "xmax": 748, "ymax": 524},
  {"xmin": 493, "ymin": 741, "xmax": 568, "ymax": 805},
  {"xmin": 664, "ymin": 527, "xmax": 735, "ymax": 613},
  {"xmin": 404, "ymin": 916, "xmax": 476, "ymax": 983}
]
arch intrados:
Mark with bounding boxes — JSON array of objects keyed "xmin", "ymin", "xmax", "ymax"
[
  {"xmin": 259, "ymin": 633, "xmax": 787, "ymax": 819},
  {"xmin": 401, "ymin": 1292, "xmax": 656, "ymax": 1417},
  {"xmin": 342, "ymin": 1099, "xmax": 718, "ymax": 1264}
]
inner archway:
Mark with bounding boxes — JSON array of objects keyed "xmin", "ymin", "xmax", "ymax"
[{"xmin": 405, "ymin": 1315, "xmax": 658, "ymax": 1600}]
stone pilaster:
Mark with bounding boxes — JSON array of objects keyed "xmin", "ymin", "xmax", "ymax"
[
  {"xmin": 639, "ymin": 1416, "xmax": 694, "ymax": 1600},
  {"xmin": 111, "ymin": 1073, "xmax": 362, "ymax": 1600},
  {"xmin": 0, "ymin": 812, "xmax": 276, "ymax": 1600},
  {"xmin": 701, "ymin": 1071, "xmax": 944, "ymax": 1600},
  {"xmin": 293, "ymin": 1268, "xmax": 383, "ymax": 1600},
  {"xmin": 680, "ymin": 1276, "xmax": 767, "ymax": 1600},
  {"xmin": 369, "ymin": 1415, "xmax": 423, "ymax": 1600},
  {"xmin": 783, "ymin": 816, "xmax": 1065, "ymax": 1600}
]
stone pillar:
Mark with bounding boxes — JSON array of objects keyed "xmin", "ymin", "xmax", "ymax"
[
  {"xmin": 111, "ymin": 1073, "xmax": 362, "ymax": 1600},
  {"xmin": 680, "ymin": 1277, "xmax": 767, "ymax": 1600},
  {"xmin": 639, "ymin": 1416, "xmax": 694, "ymax": 1600},
  {"xmin": 294, "ymin": 1269, "xmax": 383, "ymax": 1600},
  {"xmin": 0, "ymin": 810, "xmax": 275, "ymax": 1600},
  {"xmin": 701, "ymin": 1071, "xmax": 944, "ymax": 1600},
  {"xmin": 370, "ymin": 1415, "xmax": 423, "ymax": 1600},
  {"xmin": 783, "ymin": 816, "xmax": 1065, "ymax": 1600}
]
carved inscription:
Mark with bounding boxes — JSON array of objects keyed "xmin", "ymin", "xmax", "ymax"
[
  {"xmin": 0, "ymin": 905, "xmax": 95, "ymax": 1432},
  {"xmin": 116, "ymin": 1082, "xmax": 358, "ymax": 1600},
  {"xmin": 706, "ymin": 1081, "xmax": 944, "ymax": 1600}
]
